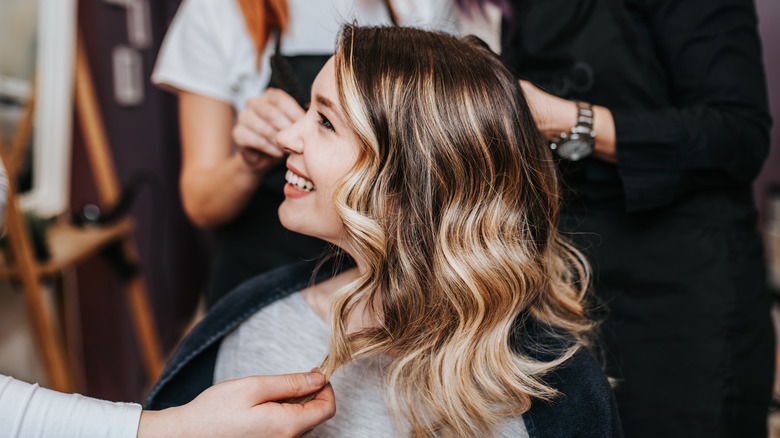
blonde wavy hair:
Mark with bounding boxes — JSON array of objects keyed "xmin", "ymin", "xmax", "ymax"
[{"xmin": 317, "ymin": 25, "xmax": 593, "ymax": 437}]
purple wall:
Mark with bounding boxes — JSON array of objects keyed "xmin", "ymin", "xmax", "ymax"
[
  {"xmin": 756, "ymin": 0, "xmax": 780, "ymax": 226},
  {"xmin": 73, "ymin": 0, "xmax": 205, "ymax": 402}
]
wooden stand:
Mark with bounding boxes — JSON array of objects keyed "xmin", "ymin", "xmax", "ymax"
[{"xmin": 0, "ymin": 35, "xmax": 164, "ymax": 393}]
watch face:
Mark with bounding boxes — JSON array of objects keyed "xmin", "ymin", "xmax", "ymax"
[{"xmin": 557, "ymin": 137, "xmax": 593, "ymax": 161}]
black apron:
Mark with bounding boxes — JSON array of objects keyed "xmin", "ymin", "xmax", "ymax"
[{"xmin": 206, "ymin": 40, "xmax": 331, "ymax": 308}]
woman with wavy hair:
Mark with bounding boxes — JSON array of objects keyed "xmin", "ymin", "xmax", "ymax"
[
  {"xmin": 153, "ymin": 0, "xmax": 457, "ymax": 309},
  {"xmin": 146, "ymin": 25, "xmax": 621, "ymax": 437}
]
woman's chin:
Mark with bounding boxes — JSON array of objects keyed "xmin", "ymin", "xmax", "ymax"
[
  {"xmin": 278, "ymin": 203, "xmax": 321, "ymax": 241},
  {"xmin": 277, "ymin": 202, "xmax": 301, "ymax": 234},
  {"xmin": 278, "ymin": 198, "xmax": 344, "ymax": 245}
]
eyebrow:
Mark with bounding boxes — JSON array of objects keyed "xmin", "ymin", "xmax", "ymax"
[
  {"xmin": 315, "ymin": 94, "xmax": 336, "ymax": 111},
  {"xmin": 314, "ymin": 93, "xmax": 347, "ymax": 127}
]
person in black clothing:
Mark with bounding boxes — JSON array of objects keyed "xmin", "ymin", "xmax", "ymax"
[{"xmin": 467, "ymin": 0, "xmax": 774, "ymax": 436}]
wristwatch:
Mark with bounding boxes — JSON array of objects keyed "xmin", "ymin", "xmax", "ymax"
[{"xmin": 549, "ymin": 101, "xmax": 595, "ymax": 161}]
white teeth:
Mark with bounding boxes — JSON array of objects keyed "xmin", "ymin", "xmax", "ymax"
[{"xmin": 285, "ymin": 169, "xmax": 316, "ymax": 192}]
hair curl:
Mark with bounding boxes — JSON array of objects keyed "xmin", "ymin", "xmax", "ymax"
[{"xmin": 318, "ymin": 25, "xmax": 593, "ymax": 437}]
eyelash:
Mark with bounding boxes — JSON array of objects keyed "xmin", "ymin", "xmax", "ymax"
[{"xmin": 318, "ymin": 112, "xmax": 335, "ymax": 132}]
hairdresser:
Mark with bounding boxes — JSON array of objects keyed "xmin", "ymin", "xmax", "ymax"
[
  {"xmin": 0, "ymin": 371, "xmax": 334, "ymax": 437},
  {"xmin": 152, "ymin": 0, "xmax": 458, "ymax": 308},
  {"xmin": 479, "ymin": 0, "xmax": 773, "ymax": 436}
]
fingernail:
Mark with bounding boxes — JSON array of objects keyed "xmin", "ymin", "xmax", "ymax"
[{"xmin": 306, "ymin": 372, "xmax": 326, "ymax": 387}]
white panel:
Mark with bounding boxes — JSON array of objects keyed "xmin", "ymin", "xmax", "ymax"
[
  {"xmin": 18, "ymin": 0, "xmax": 77, "ymax": 217},
  {"xmin": 112, "ymin": 45, "xmax": 145, "ymax": 106}
]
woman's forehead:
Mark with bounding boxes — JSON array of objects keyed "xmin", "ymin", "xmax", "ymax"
[{"xmin": 311, "ymin": 56, "xmax": 337, "ymax": 96}]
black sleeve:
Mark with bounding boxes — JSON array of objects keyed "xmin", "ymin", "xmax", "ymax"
[
  {"xmin": 613, "ymin": 0, "xmax": 771, "ymax": 211},
  {"xmin": 514, "ymin": 317, "xmax": 624, "ymax": 437}
]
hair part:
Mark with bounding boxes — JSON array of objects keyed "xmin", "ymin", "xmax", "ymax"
[{"xmin": 318, "ymin": 25, "xmax": 593, "ymax": 437}]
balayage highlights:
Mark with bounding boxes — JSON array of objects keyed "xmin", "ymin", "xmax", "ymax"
[{"xmin": 319, "ymin": 25, "xmax": 593, "ymax": 437}]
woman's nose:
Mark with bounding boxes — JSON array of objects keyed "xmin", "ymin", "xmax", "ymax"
[{"xmin": 276, "ymin": 118, "xmax": 304, "ymax": 154}]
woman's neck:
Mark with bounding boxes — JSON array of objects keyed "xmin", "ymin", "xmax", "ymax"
[{"xmin": 299, "ymin": 255, "xmax": 375, "ymax": 333}]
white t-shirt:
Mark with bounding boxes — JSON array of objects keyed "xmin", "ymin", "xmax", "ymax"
[
  {"xmin": 0, "ymin": 374, "xmax": 142, "ymax": 438},
  {"xmin": 152, "ymin": 0, "xmax": 460, "ymax": 110}
]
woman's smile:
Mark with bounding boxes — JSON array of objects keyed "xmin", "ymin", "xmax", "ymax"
[{"xmin": 284, "ymin": 167, "xmax": 316, "ymax": 198}]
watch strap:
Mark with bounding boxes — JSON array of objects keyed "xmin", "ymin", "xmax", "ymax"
[
  {"xmin": 549, "ymin": 101, "xmax": 595, "ymax": 160},
  {"xmin": 573, "ymin": 101, "xmax": 594, "ymax": 134}
]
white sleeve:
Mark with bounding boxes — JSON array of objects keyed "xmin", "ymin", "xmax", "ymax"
[
  {"xmin": 0, "ymin": 157, "xmax": 8, "ymax": 226},
  {"xmin": 151, "ymin": 0, "xmax": 236, "ymax": 103},
  {"xmin": 393, "ymin": 0, "xmax": 462, "ymax": 35},
  {"xmin": 0, "ymin": 375, "xmax": 142, "ymax": 438}
]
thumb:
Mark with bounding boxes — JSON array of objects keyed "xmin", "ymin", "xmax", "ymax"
[{"xmin": 244, "ymin": 372, "xmax": 328, "ymax": 403}]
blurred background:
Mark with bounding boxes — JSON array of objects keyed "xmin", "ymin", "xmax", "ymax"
[
  {"xmin": 0, "ymin": 0, "xmax": 777, "ymax": 423},
  {"xmin": 0, "ymin": 0, "xmax": 208, "ymax": 401}
]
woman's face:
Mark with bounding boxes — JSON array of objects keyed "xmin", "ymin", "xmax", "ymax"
[{"xmin": 277, "ymin": 57, "xmax": 360, "ymax": 246}]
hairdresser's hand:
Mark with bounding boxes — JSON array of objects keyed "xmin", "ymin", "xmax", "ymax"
[
  {"xmin": 519, "ymin": 80, "xmax": 617, "ymax": 163},
  {"xmin": 519, "ymin": 80, "xmax": 579, "ymax": 140},
  {"xmin": 233, "ymin": 88, "xmax": 305, "ymax": 173},
  {"xmin": 137, "ymin": 372, "xmax": 335, "ymax": 438}
]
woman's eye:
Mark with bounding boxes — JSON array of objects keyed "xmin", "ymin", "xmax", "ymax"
[{"xmin": 318, "ymin": 112, "xmax": 335, "ymax": 132}]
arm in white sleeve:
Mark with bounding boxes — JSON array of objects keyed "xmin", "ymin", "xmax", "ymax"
[
  {"xmin": 0, "ymin": 374, "xmax": 142, "ymax": 438},
  {"xmin": 0, "ymin": 156, "xmax": 8, "ymax": 226}
]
